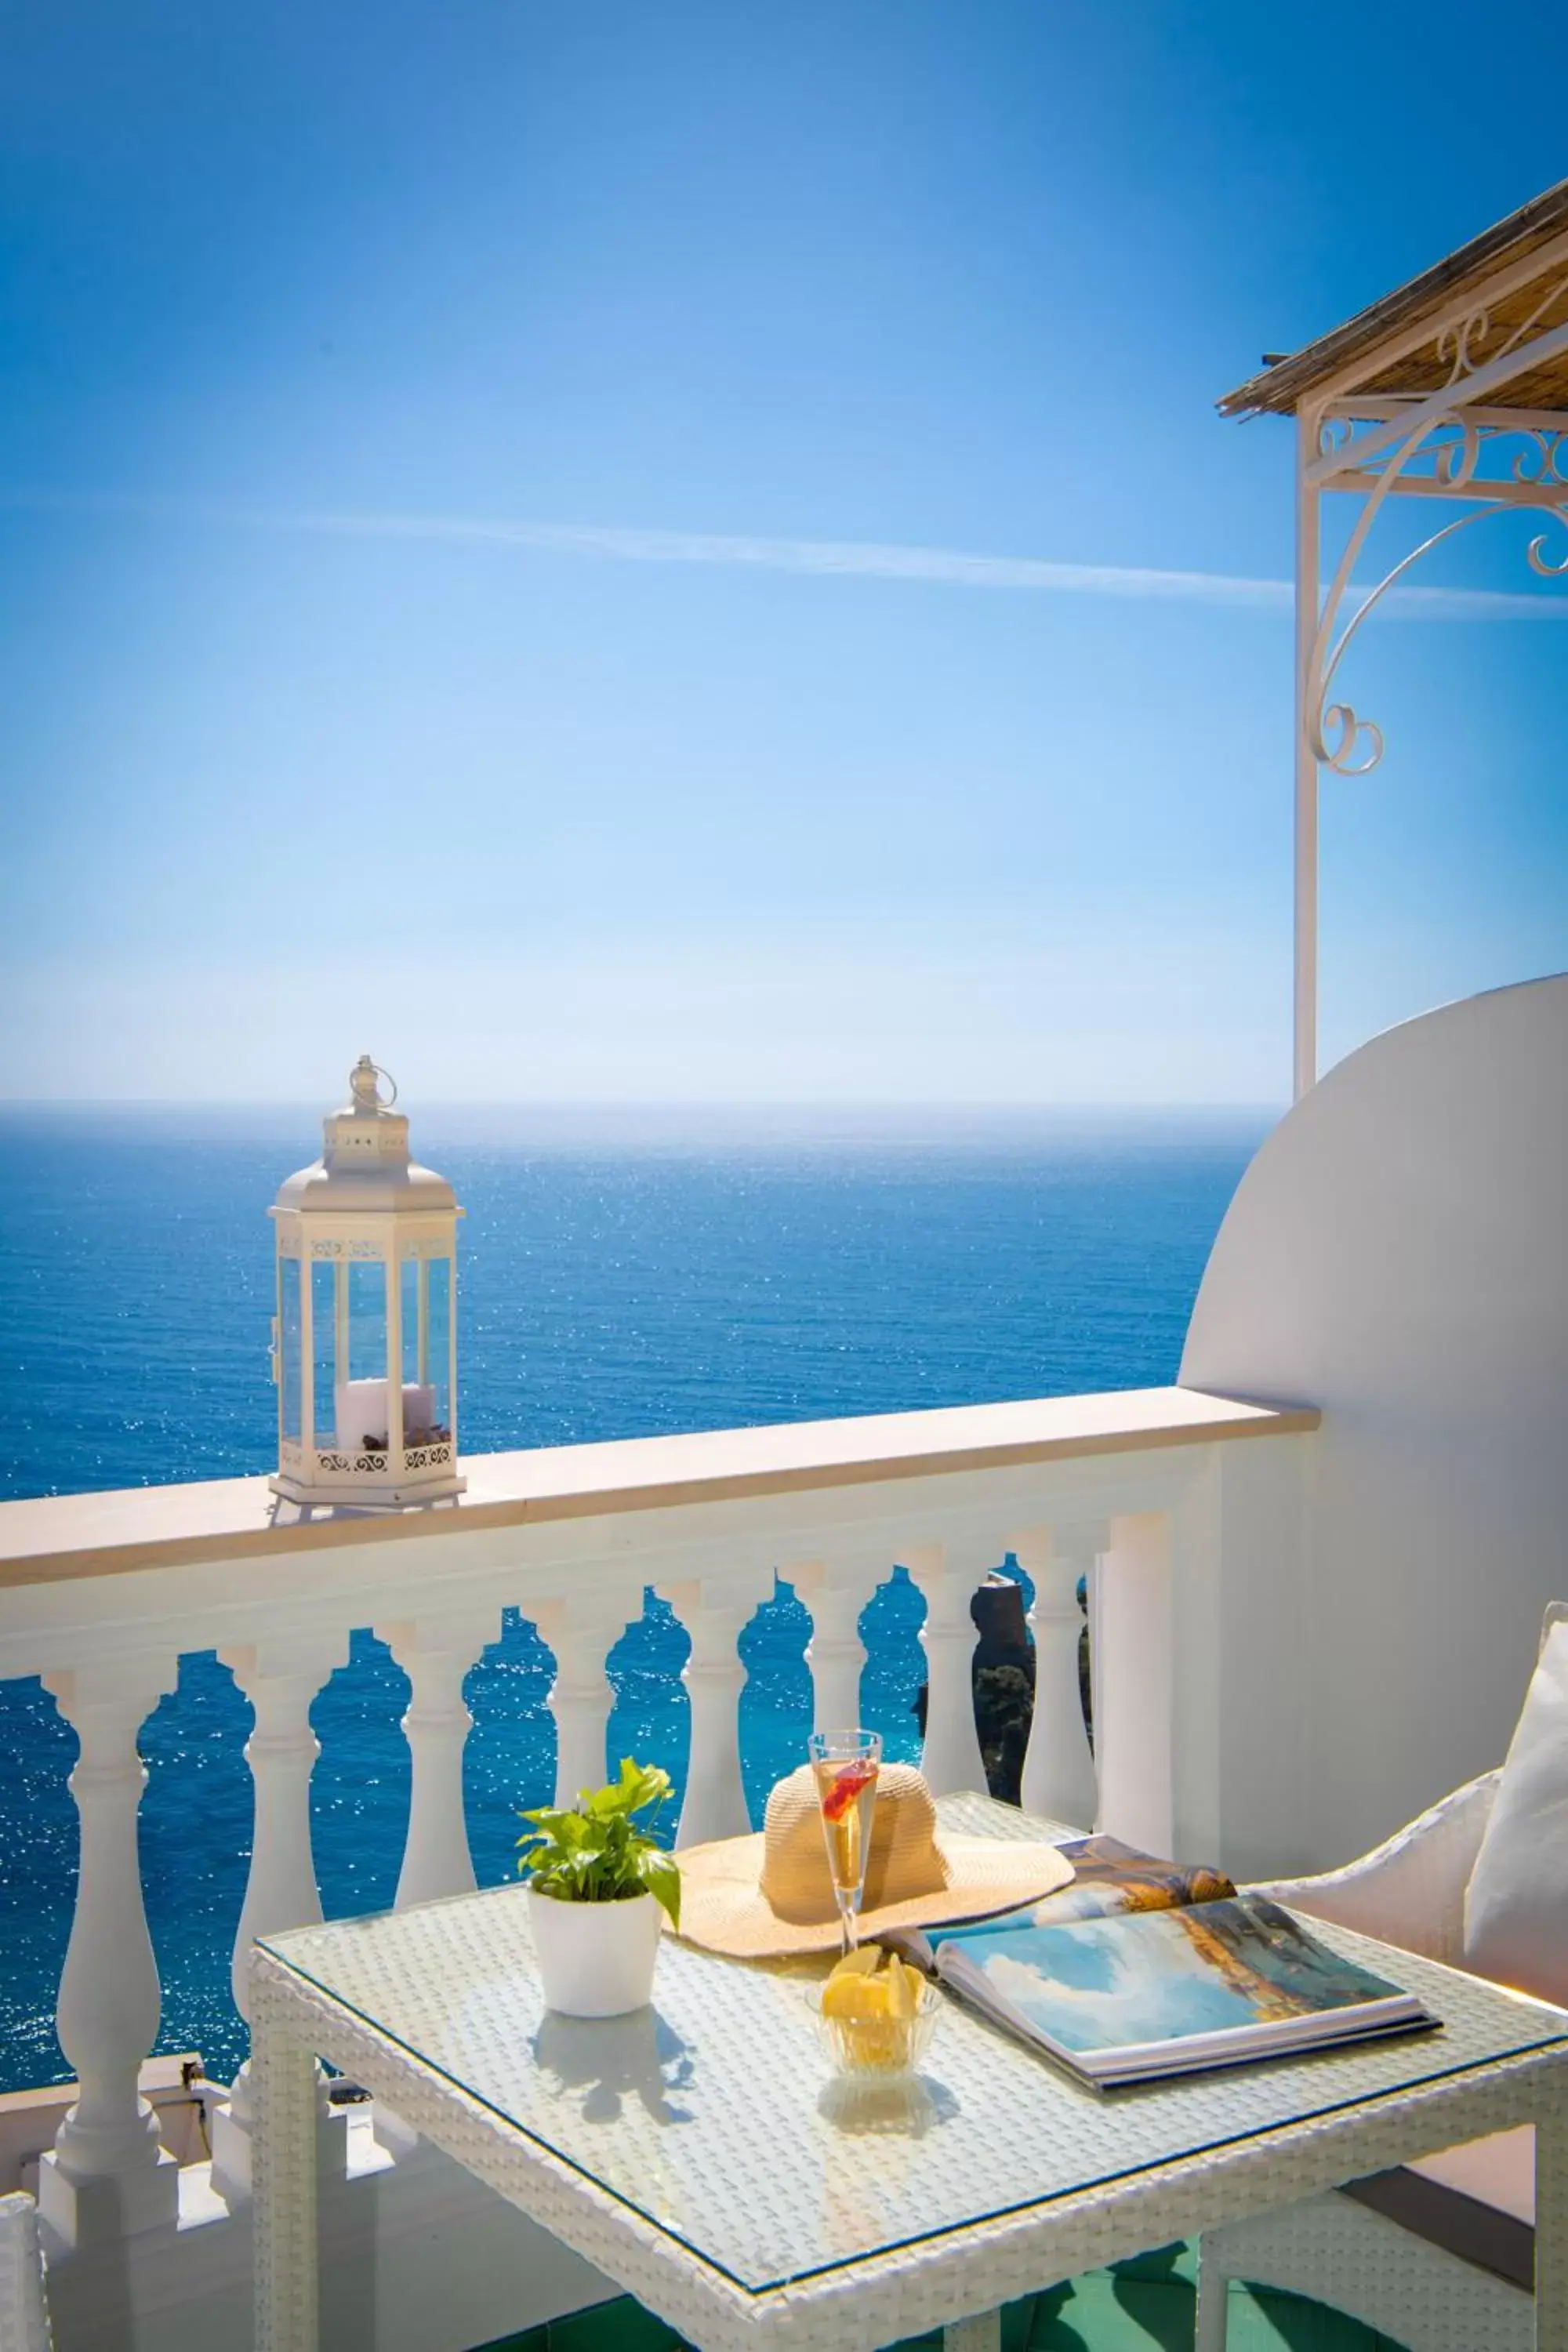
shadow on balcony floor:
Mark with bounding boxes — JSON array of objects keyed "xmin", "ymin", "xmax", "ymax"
[{"xmin": 474, "ymin": 2242, "xmax": 1403, "ymax": 2349}]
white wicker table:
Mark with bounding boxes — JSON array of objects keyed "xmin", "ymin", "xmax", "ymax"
[{"xmin": 251, "ymin": 1796, "xmax": 1568, "ymax": 2352}]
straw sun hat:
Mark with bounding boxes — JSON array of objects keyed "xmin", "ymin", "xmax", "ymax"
[{"xmin": 675, "ymin": 1761, "xmax": 1076, "ymax": 1958}]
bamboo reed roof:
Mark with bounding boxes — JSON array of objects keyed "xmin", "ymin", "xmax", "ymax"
[{"xmin": 1220, "ymin": 179, "xmax": 1568, "ymax": 420}]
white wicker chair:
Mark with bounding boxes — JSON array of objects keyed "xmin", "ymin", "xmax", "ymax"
[
  {"xmin": 0, "ymin": 2194, "xmax": 53, "ymax": 2352},
  {"xmin": 1195, "ymin": 1768, "xmax": 1537, "ymax": 2350}
]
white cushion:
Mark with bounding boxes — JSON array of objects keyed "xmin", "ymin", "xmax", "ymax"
[
  {"xmin": 1410, "ymin": 2125, "xmax": 1536, "ymax": 2225},
  {"xmin": 1464, "ymin": 1610, "xmax": 1568, "ymax": 2006}
]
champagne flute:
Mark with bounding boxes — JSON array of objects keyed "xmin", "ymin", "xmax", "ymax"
[{"xmin": 808, "ymin": 1728, "xmax": 882, "ymax": 1955}]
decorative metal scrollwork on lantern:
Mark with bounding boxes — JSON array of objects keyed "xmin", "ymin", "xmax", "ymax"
[{"xmin": 269, "ymin": 1058, "xmax": 464, "ymax": 1508}]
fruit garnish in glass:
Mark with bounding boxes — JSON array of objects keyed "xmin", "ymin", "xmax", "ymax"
[
  {"xmin": 808, "ymin": 1728, "xmax": 882, "ymax": 1954},
  {"xmin": 815, "ymin": 1944, "xmax": 936, "ymax": 2074}
]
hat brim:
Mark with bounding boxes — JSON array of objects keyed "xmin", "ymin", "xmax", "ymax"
[{"xmin": 673, "ymin": 1826, "xmax": 1076, "ymax": 1958}]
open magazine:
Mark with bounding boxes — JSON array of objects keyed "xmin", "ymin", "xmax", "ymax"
[{"xmin": 884, "ymin": 1837, "xmax": 1438, "ymax": 2089}]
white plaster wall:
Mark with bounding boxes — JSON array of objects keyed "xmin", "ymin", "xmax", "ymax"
[
  {"xmin": 42, "ymin": 2131, "xmax": 616, "ymax": 2352},
  {"xmin": 1180, "ymin": 975, "xmax": 1568, "ymax": 1876}
]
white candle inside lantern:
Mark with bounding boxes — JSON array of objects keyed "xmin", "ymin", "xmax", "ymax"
[
  {"xmin": 336, "ymin": 1377, "xmax": 390, "ymax": 1452},
  {"xmin": 401, "ymin": 1383, "xmax": 438, "ymax": 1441}
]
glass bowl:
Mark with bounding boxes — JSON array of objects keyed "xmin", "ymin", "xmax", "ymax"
[{"xmin": 805, "ymin": 1978, "xmax": 942, "ymax": 2078}]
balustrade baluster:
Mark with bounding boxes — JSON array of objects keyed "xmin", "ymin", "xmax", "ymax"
[
  {"xmin": 37, "ymin": 1654, "xmax": 181, "ymax": 2247},
  {"xmin": 1013, "ymin": 1523, "xmax": 1102, "ymax": 1830},
  {"xmin": 211, "ymin": 1632, "xmax": 350, "ymax": 2203},
  {"xmin": 663, "ymin": 1571, "xmax": 772, "ymax": 1848},
  {"xmin": 378, "ymin": 1610, "xmax": 497, "ymax": 1907},
  {"xmin": 793, "ymin": 1556, "xmax": 884, "ymax": 1732},
  {"xmin": 907, "ymin": 1544, "xmax": 990, "ymax": 1797},
  {"xmin": 1096, "ymin": 1511, "xmax": 1176, "ymax": 1855},
  {"xmin": 537, "ymin": 1595, "xmax": 626, "ymax": 1808}
]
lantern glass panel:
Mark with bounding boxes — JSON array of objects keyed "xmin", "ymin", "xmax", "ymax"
[
  {"xmin": 279, "ymin": 1258, "xmax": 303, "ymax": 1443},
  {"xmin": 310, "ymin": 1259, "xmax": 336, "ymax": 1446},
  {"xmin": 347, "ymin": 1258, "xmax": 388, "ymax": 1381},
  {"xmin": 420, "ymin": 1256, "xmax": 454, "ymax": 1440},
  {"xmin": 397, "ymin": 1256, "xmax": 439, "ymax": 1446},
  {"xmin": 399, "ymin": 1257, "xmax": 420, "ymax": 1388}
]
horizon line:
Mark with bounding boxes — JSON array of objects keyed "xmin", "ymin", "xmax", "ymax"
[
  {"xmin": 0, "ymin": 1094, "xmax": 1284, "ymax": 1113},
  {"xmin": 2, "ymin": 485, "xmax": 1566, "ymax": 621}
]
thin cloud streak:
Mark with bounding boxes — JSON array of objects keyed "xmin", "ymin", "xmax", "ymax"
[{"xmin": 2, "ymin": 485, "xmax": 1566, "ymax": 619}]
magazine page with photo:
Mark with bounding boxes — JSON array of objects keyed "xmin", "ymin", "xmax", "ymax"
[
  {"xmin": 882, "ymin": 1837, "xmax": 1436, "ymax": 2089},
  {"xmin": 927, "ymin": 1896, "xmax": 1435, "ymax": 2088}
]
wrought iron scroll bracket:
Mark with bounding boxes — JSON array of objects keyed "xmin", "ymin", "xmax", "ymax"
[{"xmin": 1305, "ymin": 410, "xmax": 1568, "ymax": 778}]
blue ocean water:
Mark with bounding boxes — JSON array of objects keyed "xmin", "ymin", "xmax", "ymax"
[{"xmin": 0, "ymin": 1105, "xmax": 1268, "ymax": 2091}]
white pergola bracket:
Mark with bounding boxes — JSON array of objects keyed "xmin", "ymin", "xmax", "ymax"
[{"xmin": 1221, "ymin": 183, "xmax": 1568, "ymax": 1098}]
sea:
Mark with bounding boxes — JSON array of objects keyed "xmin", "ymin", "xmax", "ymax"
[{"xmin": 0, "ymin": 1103, "xmax": 1269, "ymax": 2092}]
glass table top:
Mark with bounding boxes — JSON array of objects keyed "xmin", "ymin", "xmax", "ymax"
[{"xmin": 263, "ymin": 1795, "xmax": 1568, "ymax": 2296}]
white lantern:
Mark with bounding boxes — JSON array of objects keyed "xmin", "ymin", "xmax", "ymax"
[{"xmin": 270, "ymin": 1058, "xmax": 464, "ymax": 1506}]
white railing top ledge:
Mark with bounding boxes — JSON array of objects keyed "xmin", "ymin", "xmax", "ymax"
[{"xmin": 0, "ymin": 1386, "xmax": 1317, "ymax": 1592}]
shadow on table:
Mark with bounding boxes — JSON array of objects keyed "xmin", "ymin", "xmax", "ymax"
[
  {"xmin": 531, "ymin": 2007, "xmax": 695, "ymax": 2125},
  {"xmin": 817, "ymin": 2071, "xmax": 960, "ymax": 2138}
]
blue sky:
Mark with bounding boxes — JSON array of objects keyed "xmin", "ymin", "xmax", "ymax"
[{"xmin": 3, "ymin": 0, "xmax": 1565, "ymax": 1104}]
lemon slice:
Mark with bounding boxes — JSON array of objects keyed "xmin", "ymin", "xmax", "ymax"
[
  {"xmin": 884, "ymin": 1954, "xmax": 921, "ymax": 2019},
  {"xmin": 827, "ymin": 1944, "xmax": 882, "ymax": 1980},
  {"xmin": 822, "ymin": 1971, "xmax": 892, "ymax": 2022}
]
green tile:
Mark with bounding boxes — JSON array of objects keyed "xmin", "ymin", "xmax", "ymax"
[
  {"xmin": 547, "ymin": 2303, "xmax": 688, "ymax": 2351},
  {"xmin": 1230, "ymin": 2282, "xmax": 1405, "ymax": 2350},
  {"xmin": 468, "ymin": 2257, "xmax": 1408, "ymax": 2351},
  {"xmin": 469, "ymin": 2296, "xmax": 684, "ymax": 2352}
]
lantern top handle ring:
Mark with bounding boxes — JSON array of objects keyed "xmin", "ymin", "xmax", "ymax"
[{"xmin": 349, "ymin": 1054, "xmax": 398, "ymax": 1113}]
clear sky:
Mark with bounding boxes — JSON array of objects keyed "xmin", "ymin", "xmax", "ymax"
[{"xmin": 4, "ymin": 0, "xmax": 1565, "ymax": 1105}]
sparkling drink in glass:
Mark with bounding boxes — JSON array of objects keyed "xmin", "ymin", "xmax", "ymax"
[{"xmin": 808, "ymin": 1728, "xmax": 883, "ymax": 1954}]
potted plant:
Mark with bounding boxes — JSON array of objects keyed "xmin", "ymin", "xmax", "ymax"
[{"xmin": 517, "ymin": 1757, "xmax": 682, "ymax": 2017}]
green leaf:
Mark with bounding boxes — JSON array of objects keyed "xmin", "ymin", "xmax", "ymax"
[
  {"xmin": 626, "ymin": 1758, "xmax": 673, "ymax": 1809},
  {"xmin": 518, "ymin": 1802, "xmax": 590, "ymax": 1846},
  {"xmin": 639, "ymin": 1848, "xmax": 681, "ymax": 1929},
  {"xmin": 584, "ymin": 1780, "xmax": 633, "ymax": 1820}
]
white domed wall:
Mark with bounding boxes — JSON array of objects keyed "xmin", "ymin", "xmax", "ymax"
[{"xmin": 1180, "ymin": 974, "xmax": 1568, "ymax": 1871}]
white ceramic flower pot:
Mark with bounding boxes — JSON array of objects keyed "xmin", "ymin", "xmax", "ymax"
[{"xmin": 528, "ymin": 1887, "xmax": 663, "ymax": 2017}]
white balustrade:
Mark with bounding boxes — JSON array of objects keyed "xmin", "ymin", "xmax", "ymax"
[
  {"xmin": 537, "ymin": 1594, "xmax": 628, "ymax": 1809},
  {"xmin": 211, "ymin": 1630, "xmax": 350, "ymax": 2201},
  {"xmin": 0, "ymin": 1387, "xmax": 1319, "ymax": 2336},
  {"xmin": 378, "ymin": 1610, "xmax": 498, "ymax": 1907},
  {"xmin": 663, "ymin": 1571, "xmax": 773, "ymax": 1847},
  {"xmin": 1094, "ymin": 1512, "xmax": 1176, "ymax": 1857},
  {"xmin": 793, "ymin": 1557, "xmax": 883, "ymax": 1733},
  {"xmin": 1014, "ymin": 1523, "xmax": 1102, "ymax": 1831},
  {"xmin": 907, "ymin": 1543, "xmax": 990, "ymax": 1797},
  {"xmin": 37, "ymin": 1654, "xmax": 181, "ymax": 2247},
  {"xmin": 220, "ymin": 1633, "xmax": 348, "ymax": 2002}
]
